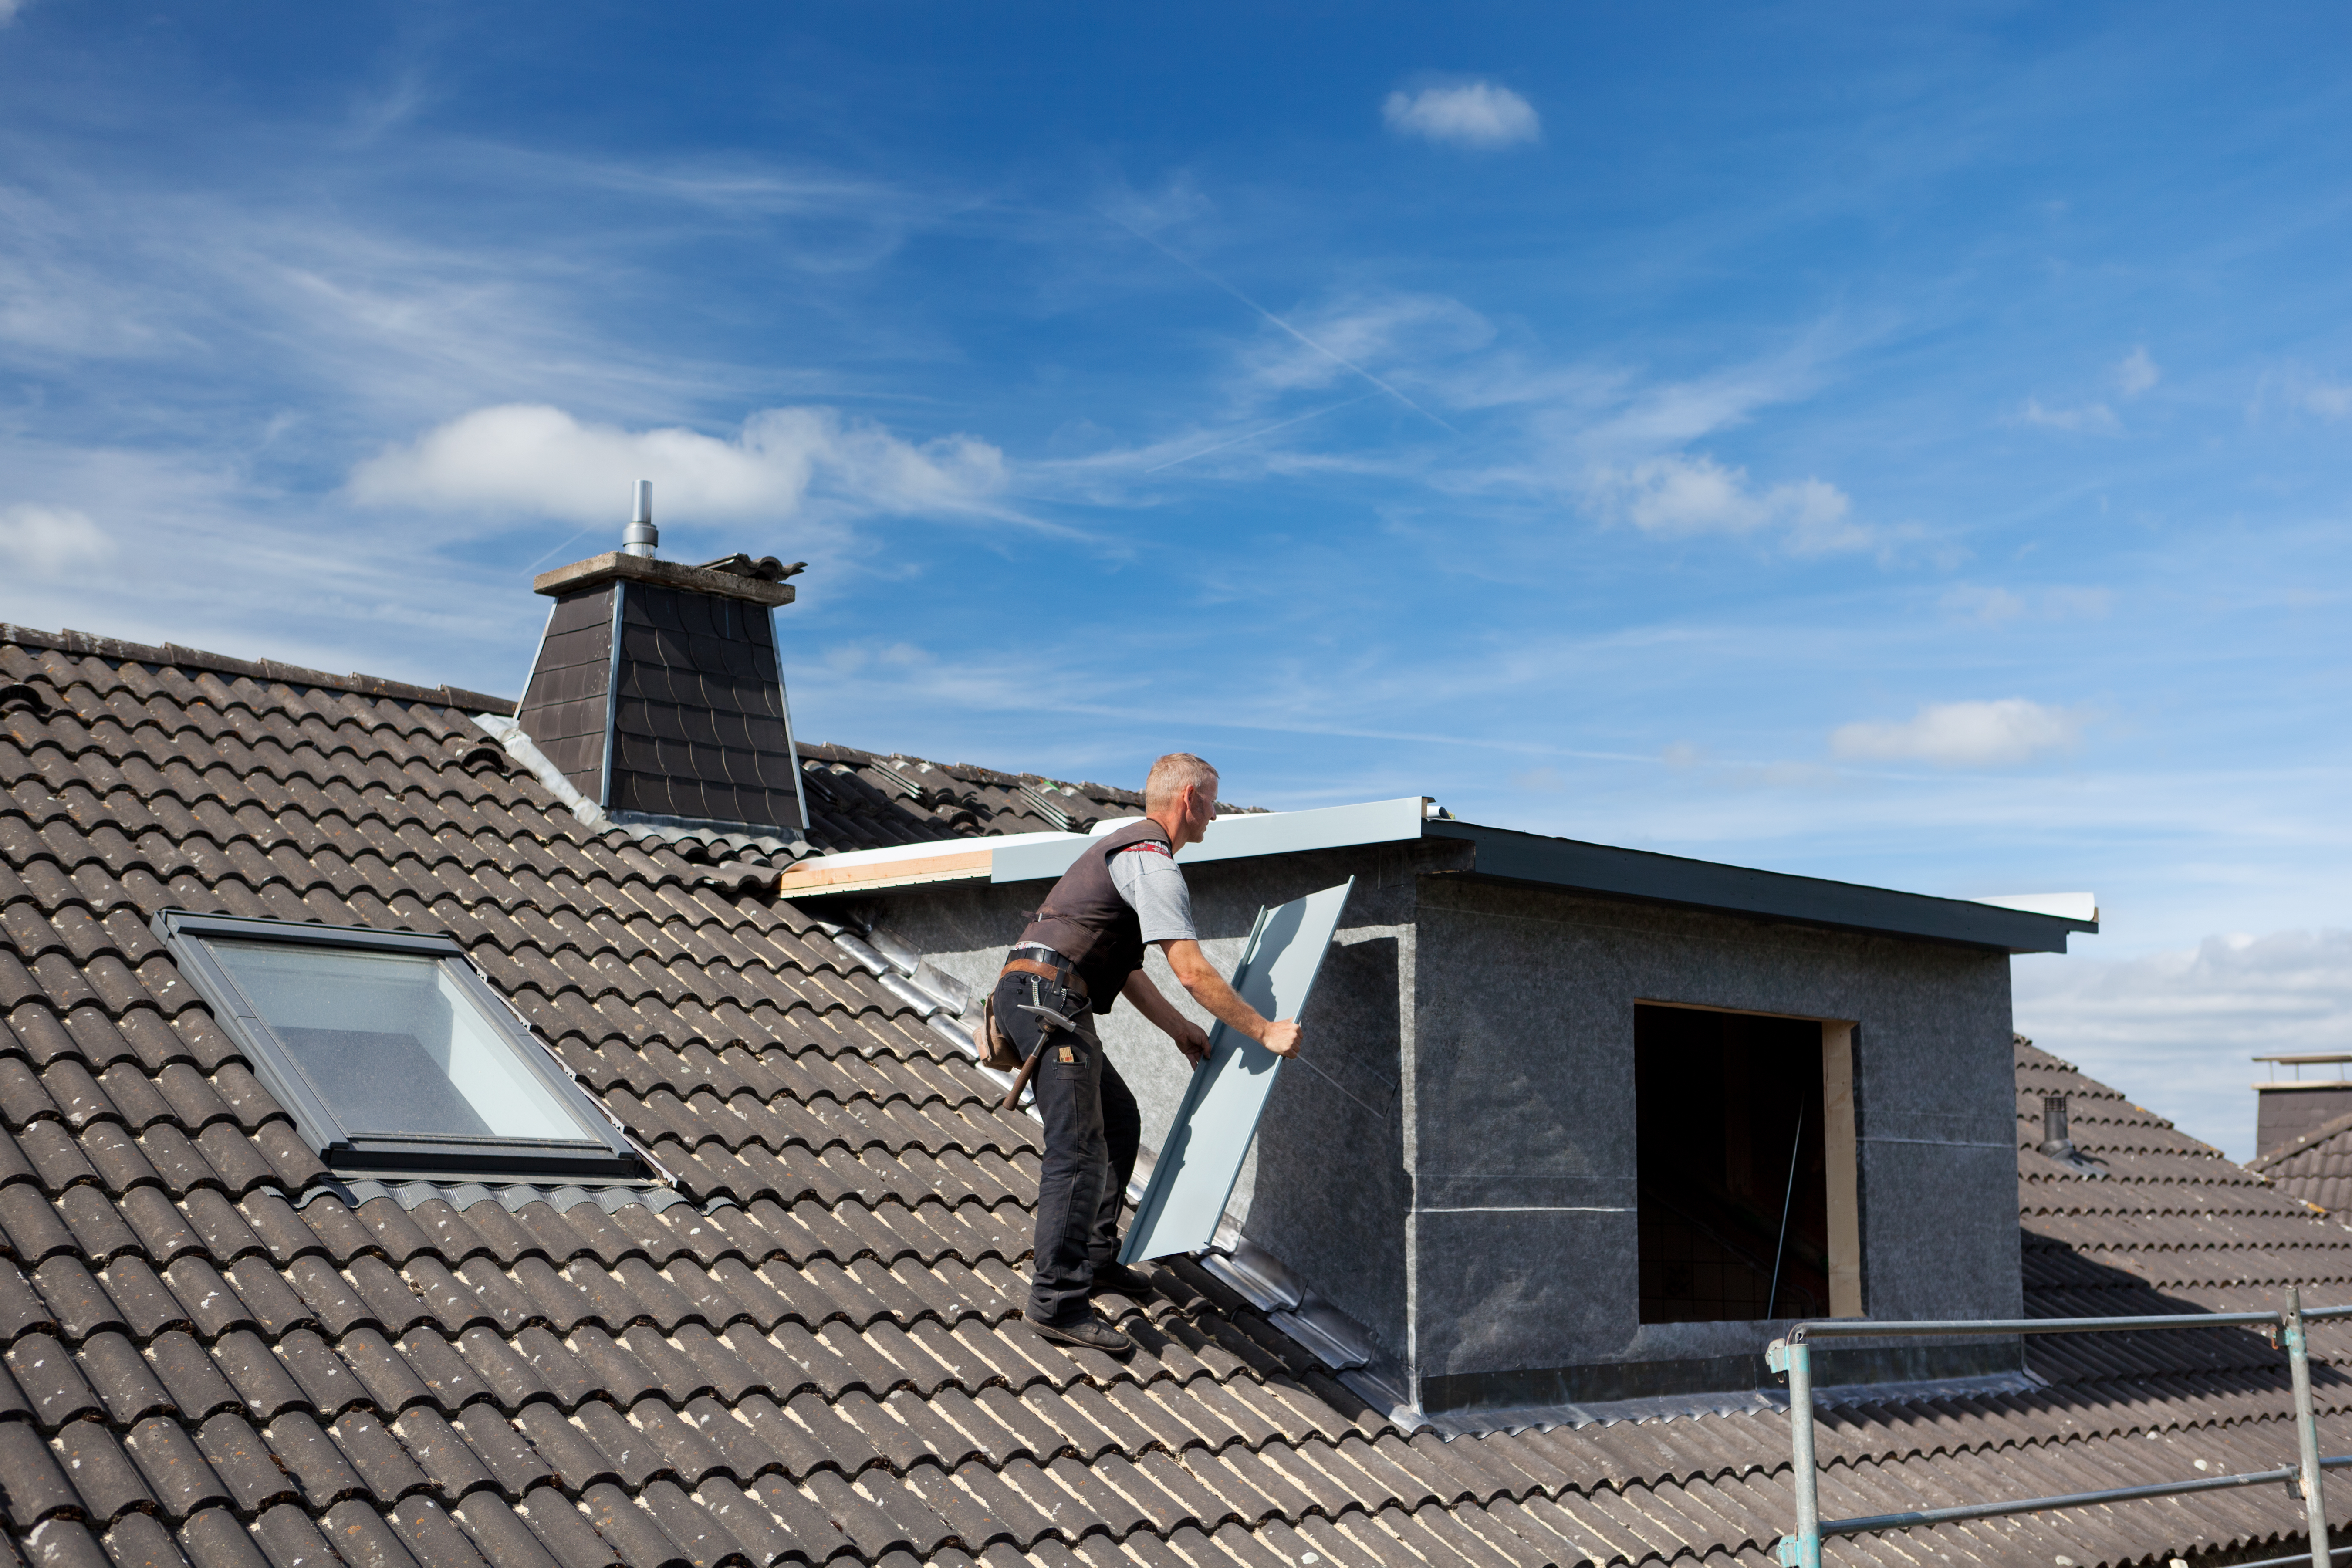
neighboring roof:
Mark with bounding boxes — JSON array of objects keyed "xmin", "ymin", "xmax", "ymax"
[
  {"xmin": 2249, "ymin": 1108, "xmax": 2352, "ymax": 1213},
  {"xmin": 0, "ymin": 623, "xmax": 2341, "ymax": 1568}
]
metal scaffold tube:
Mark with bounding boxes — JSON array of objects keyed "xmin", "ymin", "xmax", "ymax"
[{"xmin": 1771, "ymin": 1293, "xmax": 2349, "ymax": 1565}]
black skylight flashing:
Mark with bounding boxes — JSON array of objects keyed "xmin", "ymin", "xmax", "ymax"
[
  {"xmin": 152, "ymin": 910, "xmax": 653, "ymax": 1183},
  {"xmin": 1423, "ymin": 818, "xmax": 2096, "ymax": 954}
]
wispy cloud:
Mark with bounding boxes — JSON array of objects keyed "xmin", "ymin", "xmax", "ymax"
[
  {"xmin": 2018, "ymin": 396, "xmax": 2121, "ymax": 434},
  {"xmin": 2016, "ymin": 930, "xmax": 2352, "ymax": 1160},
  {"xmin": 0, "ymin": 502, "xmax": 113, "ymax": 575},
  {"xmin": 349, "ymin": 403, "xmax": 1027, "ymax": 531},
  {"xmin": 1587, "ymin": 454, "xmax": 1865, "ymax": 552},
  {"xmin": 1831, "ymin": 697, "xmax": 2087, "ymax": 767},
  {"xmin": 2115, "ymin": 345, "xmax": 2160, "ymax": 396},
  {"xmin": 1942, "ymin": 583, "xmax": 2112, "ymax": 624},
  {"xmin": 1382, "ymin": 82, "xmax": 1541, "ymax": 149}
]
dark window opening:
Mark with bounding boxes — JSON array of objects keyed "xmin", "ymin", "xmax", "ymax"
[{"xmin": 1636, "ymin": 1004, "xmax": 1829, "ymax": 1324}]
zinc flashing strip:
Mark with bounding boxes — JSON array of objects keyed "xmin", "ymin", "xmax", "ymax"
[
  {"xmin": 770, "ymin": 607, "xmax": 811, "ymax": 831},
  {"xmin": 599, "ymin": 579, "xmax": 625, "ymax": 811}
]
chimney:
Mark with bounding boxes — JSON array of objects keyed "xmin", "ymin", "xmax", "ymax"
[{"xmin": 514, "ymin": 481, "xmax": 809, "ymax": 837}]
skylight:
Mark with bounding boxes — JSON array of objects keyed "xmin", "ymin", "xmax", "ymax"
[{"xmin": 155, "ymin": 911, "xmax": 647, "ymax": 1181}]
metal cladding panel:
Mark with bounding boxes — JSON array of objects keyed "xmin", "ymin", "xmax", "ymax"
[
  {"xmin": 1120, "ymin": 879, "xmax": 1354, "ymax": 1264},
  {"xmin": 514, "ymin": 586, "xmax": 616, "ymax": 797},
  {"xmin": 605, "ymin": 582, "xmax": 804, "ymax": 832}
]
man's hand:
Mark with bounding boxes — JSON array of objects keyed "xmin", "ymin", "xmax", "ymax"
[
  {"xmin": 1167, "ymin": 1015, "xmax": 1212, "ymax": 1069},
  {"xmin": 1161, "ymin": 939, "xmax": 1304, "ymax": 1059}
]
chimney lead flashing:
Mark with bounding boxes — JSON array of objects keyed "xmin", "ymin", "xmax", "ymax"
[{"xmin": 622, "ymin": 479, "xmax": 658, "ymax": 558}]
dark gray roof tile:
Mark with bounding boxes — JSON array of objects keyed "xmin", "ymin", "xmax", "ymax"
[
  {"xmin": 28, "ymin": 1260, "xmax": 121, "ymax": 1345},
  {"xmin": 448, "ymin": 1492, "xmax": 561, "ymax": 1568},
  {"xmin": 390, "ymin": 1406, "xmax": 499, "ymax": 1499},
  {"xmin": 265, "ymin": 1410, "xmax": 367, "ymax": 1509},
  {"xmin": 143, "ymin": 1331, "xmax": 238, "ymax": 1424},
  {"xmin": 98, "ymin": 1508, "xmax": 196, "ymax": 1568},
  {"xmin": 201, "ymin": 1329, "xmax": 306, "ymax": 1421},
  {"xmin": 194, "ymin": 1409, "xmax": 297, "ymax": 1512},
  {"xmin": 172, "ymin": 1508, "xmax": 270, "ymax": 1568},
  {"xmin": 574, "ymin": 1479, "xmax": 687, "ymax": 1568},
  {"xmin": 387, "ymin": 1495, "xmax": 491, "ymax": 1568},
  {"xmin": 335, "ymin": 1327, "xmax": 437, "ymax": 1416},
  {"xmin": 248, "ymin": 1505, "xmax": 340, "ymax": 1568},
  {"xmin": 75, "ymin": 1332, "xmax": 169, "ymax": 1426},
  {"xmin": 53, "ymin": 1418, "xmax": 156, "ymax": 1523},
  {"xmin": 120, "ymin": 1417, "xmax": 227, "ymax": 1522},
  {"xmin": 737, "ymin": 1472, "xmax": 852, "ymax": 1565},
  {"xmin": 91, "ymin": 1260, "xmax": 180, "ymax": 1339},
  {"xmin": 20, "ymin": 1519, "xmax": 111, "ymax": 1568}
]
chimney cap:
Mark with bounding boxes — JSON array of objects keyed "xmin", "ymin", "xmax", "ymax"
[{"xmin": 534, "ymin": 551, "xmax": 798, "ymax": 607}]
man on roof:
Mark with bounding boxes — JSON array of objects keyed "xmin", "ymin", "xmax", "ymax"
[{"xmin": 994, "ymin": 751, "xmax": 1303, "ymax": 1355}]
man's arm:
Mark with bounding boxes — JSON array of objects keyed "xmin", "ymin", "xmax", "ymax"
[
  {"xmin": 1159, "ymin": 939, "xmax": 1303, "ymax": 1058},
  {"xmin": 1122, "ymin": 969, "xmax": 1211, "ymax": 1068}
]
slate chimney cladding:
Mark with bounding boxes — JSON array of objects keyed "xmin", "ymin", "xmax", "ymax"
[{"xmin": 516, "ymin": 524, "xmax": 807, "ymax": 837}]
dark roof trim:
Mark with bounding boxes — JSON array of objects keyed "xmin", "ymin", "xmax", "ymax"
[
  {"xmin": 534, "ymin": 549, "xmax": 797, "ymax": 607},
  {"xmin": 3, "ymin": 622, "xmax": 516, "ymax": 713},
  {"xmin": 1423, "ymin": 819, "xmax": 2095, "ymax": 953}
]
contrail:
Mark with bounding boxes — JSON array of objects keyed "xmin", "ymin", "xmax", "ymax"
[
  {"xmin": 1142, "ymin": 392, "xmax": 1379, "ymax": 473},
  {"xmin": 1106, "ymin": 216, "xmax": 1459, "ymax": 434}
]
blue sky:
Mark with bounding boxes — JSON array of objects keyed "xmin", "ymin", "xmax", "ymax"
[{"xmin": 4, "ymin": 3, "xmax": 2350, "ymax": 1158}]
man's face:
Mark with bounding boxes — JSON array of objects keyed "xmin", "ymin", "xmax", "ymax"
[{"xmin": 1178, "ymin": 777, "xmax": 1218, "ymax": 845}]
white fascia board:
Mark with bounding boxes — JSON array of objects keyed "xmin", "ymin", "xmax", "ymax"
[
  {"xmin": 1974, "ymin": 892, "xmax": 2099, "ymax": 923},
  {"xmin": 988, "ymin": 796, "xmax": 1428, "ymax": 884}
]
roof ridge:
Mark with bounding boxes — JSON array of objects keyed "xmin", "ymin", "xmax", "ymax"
[
  {"xmin": 2248, "ymin": 1105, "xmax": 2352, "ymax": 1171},
  {"xmin": 4, "ymin": 622, "xmax": 517, "ymax": 716}
]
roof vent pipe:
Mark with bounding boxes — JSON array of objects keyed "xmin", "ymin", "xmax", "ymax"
[
  {"xmin": 2039, "ymin": 1092, "xmax": 2075, "ymax": 1159},
  {"xmin": 622, "ymin": 480, "xmax": 658, "ymax": 558}
]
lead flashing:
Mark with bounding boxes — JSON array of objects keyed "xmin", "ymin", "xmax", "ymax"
[{"xmin": 535, "ymin": 550, "xmax": 798, "ymax": 606}]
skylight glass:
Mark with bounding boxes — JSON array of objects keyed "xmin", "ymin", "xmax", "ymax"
[
  {"xmin": 153, "ymin": 911, "xmax": 647, "ymax": 1181},
  {"xmin": 204, "ymin": 940, "xmax": 593, "ymax": 1144}
]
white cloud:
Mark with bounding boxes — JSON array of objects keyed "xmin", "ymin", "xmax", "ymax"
[
  {"xmin": 1831, "ymin": 697, "xmax": 2085, "ymax": 767},
  {"xmin": 1942, "ymin": 584, "xmax": 2027, "ymax": 624},
  {"xmin": 348, "ymin": 403, "xmax": 1017, "ymax": 528},
  {"xmin": 0, "ymin": 503, "xmax": 114, "ymax": 575},
  {"xmin": 2019, "ymin": 396, "xmax": 2121, "ymax": 434},
  {"xmin": 2015, "ymin": 930, "xmax": 2352, "ymax": 1162},
  {"xmin": 2115, "ymin": 346, "xmax": 2160, "ymax": 396},
  {"xmin": 1589, "ymin": 454, "xmax": 1866, "ymax": 552},
  {"xmin": 1382, "ymin": 82, "xmax": 1540, "ymax": 149},
  {"xmin": 0, "ymin": 0, "xmax": 27, "ymax": 24},
  {"xmin": 1943, "ymin": 583, "xmax": 2112, "ymax": 624}
]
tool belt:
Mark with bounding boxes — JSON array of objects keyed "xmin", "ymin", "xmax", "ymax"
[{"xmin": 974, "ymin": 952, "xmax": 1087, "ymax": 1071}]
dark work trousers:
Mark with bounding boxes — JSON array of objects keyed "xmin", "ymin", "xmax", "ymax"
[{"xmin": 995, "ymin": 969, "xmax": 1140, "ymax": 1326}]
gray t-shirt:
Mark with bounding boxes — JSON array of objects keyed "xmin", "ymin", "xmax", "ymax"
[{"xmin": 1107, "ymin": 839, "xmax": 1197, "ymax": 944}]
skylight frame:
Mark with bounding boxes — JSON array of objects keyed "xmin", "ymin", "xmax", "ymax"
[{"xmin": 152, "ymin": 910, "xmax": 647, "ymax": 1181}]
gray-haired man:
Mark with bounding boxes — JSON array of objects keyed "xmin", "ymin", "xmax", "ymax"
[{"xmin": 992, "ymin": 753, "xmax": 1303, "ymax": 1355}]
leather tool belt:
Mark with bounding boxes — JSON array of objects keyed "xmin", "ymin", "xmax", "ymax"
[
  {"xmin": 974, "ymin": 951, "xmax": 1088, "ymax": 1072},
  {"xmin": 997, "ymin": 955, "xmax": 1088, "ymax": 1000}
]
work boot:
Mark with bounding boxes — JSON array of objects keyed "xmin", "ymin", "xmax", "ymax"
[
  {"xmin": 1031, "ymin": 1311, "xmax": 1134, "ymax": 1356},
  {"xmin": 1090, "ymin": 1263, "xmax": 1155, "ymax": 1298}
]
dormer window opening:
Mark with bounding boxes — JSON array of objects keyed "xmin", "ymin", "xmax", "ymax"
[{"xmin": 154, "ymin": 911, "xmax": 648, "ymax": 1181}]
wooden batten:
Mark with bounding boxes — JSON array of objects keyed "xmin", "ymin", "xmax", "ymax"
[{"xmin": 773, "ymin": 847, "xmax": 993, "ymax": 897}]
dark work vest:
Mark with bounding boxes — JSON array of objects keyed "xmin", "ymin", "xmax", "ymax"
[{"xmin": 1017, "ymin": 817, "xmax": 1177, "ymax": 1013}]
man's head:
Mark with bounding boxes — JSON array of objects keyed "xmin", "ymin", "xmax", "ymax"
[{"xmin": 1143, "ymin": 752, "xmax": 1219, "ymax": 848}]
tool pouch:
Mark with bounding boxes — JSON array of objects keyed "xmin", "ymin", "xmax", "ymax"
[{"xmin": 974, "ymin": 996, "xmax": 1023, "ymax": 1072}]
